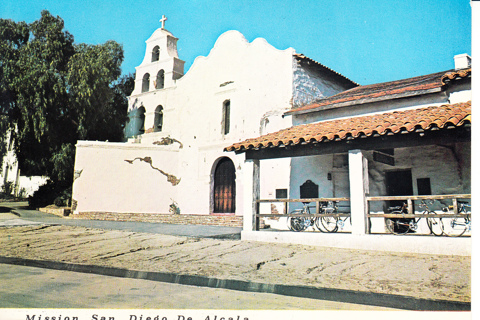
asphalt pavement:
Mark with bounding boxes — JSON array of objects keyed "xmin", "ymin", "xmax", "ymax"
[
  {"xmin": 2, "ymin": 201, "xmax": 242, "ymax": 238},
  {"xmin": 0, "ymin": 263, "xmax": 398, "ymax": 310}
]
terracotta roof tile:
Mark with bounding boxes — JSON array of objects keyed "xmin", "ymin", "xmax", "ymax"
[
  {"xmin": 286, "ymin": 69, "xmax": 471, "ymax": 115},
  {"xmin": 225, "ymin": 101, "xmax": 471, "ymax": 152}
]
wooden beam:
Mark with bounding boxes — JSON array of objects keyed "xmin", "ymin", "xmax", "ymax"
[{"xmin": 366, "ymin": 194, "xmax": 471, "ymax": 201}]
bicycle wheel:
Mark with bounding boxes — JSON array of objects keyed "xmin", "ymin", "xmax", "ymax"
[
  {"xmin": 441, "ymin": 216, "xmax": 468, "ymax": 237},
  {"xmin": 385, "ymin": 215, "xmax": 410, "ymax": 235},
  {"xmin": 289, "ymin": 217, "xmax": 307, "ymax": 232},
  {"xmin": 426, "ymin": 211, "xmax": 443, "ymax": 236},
  {"xmin": 314, "ymin": 217, "xmax": 326, "ymax": 232},
  {"xmin": 319, "ymin": 216, "xmax": 339, "ymax": 232}
]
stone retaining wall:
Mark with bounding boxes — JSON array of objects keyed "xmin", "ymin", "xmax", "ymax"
[
  {"xmin": 72, "ymin": 212, "xmax": 245, "ymax": 227},
  {"xmin": 39, "ymin": 206, "xmax": 71, "ymax": 217}
]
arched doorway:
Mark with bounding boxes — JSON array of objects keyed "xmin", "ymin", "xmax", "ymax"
[{"xmin": 213, "ymin": 157, "xmax": 236, "ymax": 213}]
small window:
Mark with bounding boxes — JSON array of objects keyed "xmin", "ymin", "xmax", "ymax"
[
  {"xmin": 417, "ymin": 178, "xmax": 431, "ymax": 195},
  {"xmin": 154, "ymin": 105, "xmax": 163, "ymax": 132},
  {"xmin": 142, "ymin": 73, "xmax": 150, "ymax": 93},
  {"xmin": 156, "ymin": 70, "xmax": 165, "ymax": 89},
  {"xmin": 152, "ymin": 46, "xmax": 160, "ymax": 62},
  {"xmin": 222, "ymin": 100, "xmax": 230, "ymax": 135},
  {"xmin": 276, "ymin": 189, "xmax": 288, "ymax": 199}
]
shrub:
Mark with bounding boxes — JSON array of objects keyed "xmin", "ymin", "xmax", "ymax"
[
  {"xmin": 28, "ymin": 180, "xmax": 57, "ymax": 208},
  {"xmin": 1, "ymin": 181, "xmax": 14, "ymax": 195},
  {"xmin": 53, "ymin": 187, "xmax": 72, "ymax": 207},
  {"xmin": 17, "ymin": 188, "xmax": 27, "ymax": 199}
]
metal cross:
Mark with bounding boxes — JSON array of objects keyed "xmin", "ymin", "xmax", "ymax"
[{"xmin": 160, "ymin": 15, "xmax": 167, "ymax": 29}]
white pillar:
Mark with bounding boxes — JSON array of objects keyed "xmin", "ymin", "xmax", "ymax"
[
  {"xmin": 243, "ymin": 159, "xmax": 260, "ymax": 231},
  {"xmin": 348, "ymin": 149, "xmax": 369, "ymax": 235}
]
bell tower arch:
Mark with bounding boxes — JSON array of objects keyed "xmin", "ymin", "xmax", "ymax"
[{"xmin": 131, "ymin": 16, "xmax": 185, "ymax": 95}]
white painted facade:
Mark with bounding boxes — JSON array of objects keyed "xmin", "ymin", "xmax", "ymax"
[
  {"xmin": 72, "ymin": 25, "xmax": 354, "ymax": 215},
  {"xmin": 247, "ymin": 55, "xmax": 471, "ymax": 250}
]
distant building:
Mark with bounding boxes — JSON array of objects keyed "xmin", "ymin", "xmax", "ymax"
[{"xmin": 1, "ymin": 130, "xmax": 47, "ymax": 198}]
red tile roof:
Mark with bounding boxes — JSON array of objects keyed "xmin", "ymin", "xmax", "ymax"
[
  {"xmin": 286, "ymin": 68, "xmax": 471, "ymax": 115},
  {"xmin": 225, "ymin": 101, "xmax": 471, "ymax": 152}
]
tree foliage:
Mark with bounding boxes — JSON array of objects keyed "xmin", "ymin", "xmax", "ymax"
[{"xmin": 0, "ymin": 10, "xmax": 132, "ymax": 200}]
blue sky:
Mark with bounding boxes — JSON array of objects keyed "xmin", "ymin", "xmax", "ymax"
[{"xmin": 1, "ymin": 0, "xmax": 471, "ymax": 85}]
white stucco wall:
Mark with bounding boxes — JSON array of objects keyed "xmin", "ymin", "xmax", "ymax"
[
  {"xmin": 447, "ymin": 81, "xmax": 472, "ymax": 104},
  {"xmin": 72, "ymin": 141, "xmax": 180, "ymax": 214}
]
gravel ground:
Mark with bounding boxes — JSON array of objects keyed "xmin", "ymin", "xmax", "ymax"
[{"xmin": 0, "ymin": 224, "xmax": 470, "ymax": 303}]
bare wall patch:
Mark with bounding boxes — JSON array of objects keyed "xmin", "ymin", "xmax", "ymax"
[{"xmin": 125, "ymin": 156, "xmax": 181, "ymax": 186}]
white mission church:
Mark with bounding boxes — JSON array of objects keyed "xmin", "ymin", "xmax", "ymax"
[
  {"xmin": 72, "ymin": 17, "xmax": 471, "ymax": 254},
  {"xmin": 72, "ymin": 17, "xmax": 356, "ymax": 217}
]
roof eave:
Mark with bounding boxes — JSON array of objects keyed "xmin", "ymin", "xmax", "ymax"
[{"xmin": 285, "ymin": 87, "xmax": 444, "ymax": 116}]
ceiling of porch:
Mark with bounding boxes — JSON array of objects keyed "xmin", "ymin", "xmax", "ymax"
[{"xmin": 225, "ymin": 101, "xmax": 471, "ymax": 153}]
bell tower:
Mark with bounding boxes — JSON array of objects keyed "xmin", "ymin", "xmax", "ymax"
[{"xmin": 132, "ymin": 15, "xmax": 185, "ymax": 95}]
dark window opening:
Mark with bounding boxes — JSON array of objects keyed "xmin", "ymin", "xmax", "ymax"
[
  {"xmin": 386, "ymin": 169, "xmax": 413, "ymax": 207},
  {"xmin": 222, "ymin": 100, "xmax": 230, "ymax": 135},
  {"xmin": 417, "ymin": 178, "xmax": 432, "ymax": 195},
  {"xmin": 152, "ymin": 46, "xmax": 160, "ymax": 62},
  {"xmin": 142, "ymin": 73, "xmax": 150, "ymax": 93},
  {"xmin": 156, "ymin": 70, "xmax": 165, "ymax": 89},
  {"xmin": 276, "ymin": 189, "xmax": 288, "ymax": 199},
  {"xmin": 154, "ymin": 105, "xmax": 163, "ymax": 132},
  {"xmin": 138, "ymin": 107, "xmax": 146, "ymax": 134}
]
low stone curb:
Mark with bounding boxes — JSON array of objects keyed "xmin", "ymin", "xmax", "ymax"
[
  {"xmin": 0, "ymin": 255, "xmax": 470, "ymax": 311},
  {"xmin": 71, "ymin": 211, "xmax": 245, "ymax": 228},
  {"xmin": 38, "ymin": 206, "xmax": 71, "ymax": 217}
]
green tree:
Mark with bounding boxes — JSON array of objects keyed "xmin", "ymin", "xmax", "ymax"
[
  {"xmin": 67, "ymin": 41, "xmax": 127, "ymax": 142},
  {"xmin": 0, "ymin": 10, "xmax": 132, "ymax": 205},
  {"xmin": 0, "ymin": 18, "xmax": 29, "ymax": 168},
  {"xmin": 12, "ymin": 11, "xmax": 75, "ymax": 179}
]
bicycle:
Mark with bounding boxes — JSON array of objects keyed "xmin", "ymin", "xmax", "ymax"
[
  {"xmin": 287, "ymin": 201, "xmax": 342, "ymax": 232},
  {"xmin": 318, "ymin": 201, "xmax": 342, "ymax": 233},
  {"xmin": 440, "ymin": 201, "xmax": 471, "ymax": 237},
  {"xmin": 287, "ymin": 202, "xmax": 318, "ymax": 232},
  {"xmin": 385, "ymin": 203, "xmax": 419, "ymax": 235},
  {"xmin": 419, "ymin": 200, "xmax": 443, "ymax": 236}
]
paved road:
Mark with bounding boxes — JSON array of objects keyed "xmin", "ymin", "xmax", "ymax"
[
  {"xmin": 0, "ymin": 263, "xmax": 397, "ymax": 310},
  {"xmin": 1, "ymin": 202, "xmax": 242, "ymax": 238}
]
